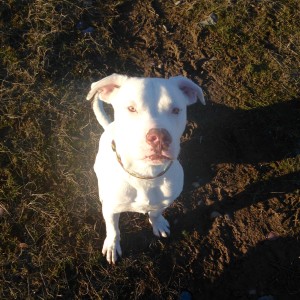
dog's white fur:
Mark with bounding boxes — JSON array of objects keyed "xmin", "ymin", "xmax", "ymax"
[{"xmin": 87, "ymin": 74, "xmax": 205, "ymax": 264}]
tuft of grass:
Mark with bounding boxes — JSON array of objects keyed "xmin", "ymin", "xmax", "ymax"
[{"xmin": 271, "ymin": 155, "xmax": 300, "ymax": 175}]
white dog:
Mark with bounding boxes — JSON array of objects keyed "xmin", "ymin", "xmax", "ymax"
[{"xmin": 87, "ymin": 74, "xmax": 205, "ymax": 264}]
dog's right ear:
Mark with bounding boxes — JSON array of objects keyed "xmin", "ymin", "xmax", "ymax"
[{"xmin": 86, "ymin": 73, "xmax": 128, "ymax": 103}]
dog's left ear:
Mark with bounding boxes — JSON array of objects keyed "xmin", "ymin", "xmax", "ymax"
[
  {"xmin": 87, "ymin": 73, "xmax": 128, "ymax": 103},
  {"xmin": 169, "ymin": 76, "xmax": 205, "ymax": 105}
]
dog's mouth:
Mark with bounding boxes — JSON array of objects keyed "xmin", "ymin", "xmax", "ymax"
[{"xmin": 145, "ymin": 153, "xmax": 172, "ymax": 163}]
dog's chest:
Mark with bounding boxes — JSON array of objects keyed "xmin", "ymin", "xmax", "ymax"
[
  {"xmin": 130, "ymin": 187, "xmax": 171, "ymax": 213},
  {"xmin": 111, "ymin": 162, "xmax": 183, "ymax": 214}
]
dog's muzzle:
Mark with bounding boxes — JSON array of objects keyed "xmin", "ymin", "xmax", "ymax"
[{"xmin": 111, "ymin": 140, "xmax": 173, "ymax": 180}]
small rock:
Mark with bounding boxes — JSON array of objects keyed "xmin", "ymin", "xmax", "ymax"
[
  {"xmin": 19, "ymin": 243, "xmax": 29, "ymax": 249},
  {"xmin": 200, "ymin": 13, "xmax": 218, "ymax": 26},
  {"xmin": 248, "ymin": 288, "xmax": 256, "ymax": 295},
  {"xmin": 77, "ymin": 21, "xmax": 95, "ymax": 34},
  {"xmin": 210, "ymin": 211, "xmax": 222, "ymax": 219},
  {"xmin": 192, "ymin": 182, "xmax": 200, "ymax": 188},
  {"xmin": 83, "ymin": 0, "xmax": 93, "ymax": 7},
  {"xmin": 224, "ymin": 212, "xmax": 232, "ymax": 220},
  {"xmin": 82, "ymin": 26, "xmax": 95, "ymax": 34},
  {"xmin": 175, "ymin": 1, "xmax": 182, "ymax": 5},
  {"xmin": 162, "ymin": 25, "xmax": 168, "ymax": 33},
  {"xmin": 76, "ymin": 21, "xmax": 87, "ymax": 30},
  {"xmin": 198, "ymin": 200, "xmax": 204, "ymax": 206},
  {"xmin": 258, "ymin": 296, "xmax": 274, "ymax": 300},
  {"xmin": 266, "ymin": 231, "xmax": 279, "ymax": 241},
  {"xmin": 179, "ymin": 290, "xmax": 192, "ymax": 300}
]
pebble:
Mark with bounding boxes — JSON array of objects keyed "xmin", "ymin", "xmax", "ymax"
[
  {"xmin": 200, "ymin": 13, "xmax": 218, "ymax": 26},
  {"xmin": 179, "ymin": 290, "xmax": 192, "ymax": 300},
  {"xmin": 248, "ymin": 288, "xmax": 256, "ymax": 295},
  {"xmin": 82, "ymin": 26, "xmax": 95, "ymax": 34},
  {"xmin": 224, "ymin": 213, "xmax": 232, "ymax": 220},
  {"xmin": 198, "ymin": 200, "xmax": 204, "ymax": 206},
  {"xmin": 76, "ymin": 21, "xmax": 86, "ymax": 30},
  {"xmin": 210, "ymin": 211, "xmax": 222, "ymax": 219},
  {"xmin": 258, "ymin": 296, "xmax": 274, "ymax": 300},
  {"xmin": 19, "ymin": 242, "xmax": 29, "ymax": 249},
  {"xmin": 266, "ymin": 231, "xmax": 279, "ymax": 241},
  {"xmin": 192, "ymin": 177, "xmax": 206, "ymax": 189},
  {"xmin": 192, "ymin": 182, "xmax": 200, "ymax": 188},
  {"xmin": 162, "ymin": 25, "xmax": 168, "ymax": 33},
  {"xmin": 76, "ymin": 21, "xmax": 95, "ymax": 34},
  {"xmin": 83, "ymin": 0, "xmax": 93, "ymax": 7}
]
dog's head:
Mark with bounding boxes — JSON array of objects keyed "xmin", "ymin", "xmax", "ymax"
[{"xmin": 87, "ymin": 74, "xmax": 205, "ymax": 169}]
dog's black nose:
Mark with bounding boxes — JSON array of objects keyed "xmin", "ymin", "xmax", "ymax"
[{"xmin": 146, "ymin": 128, "xmax": 172, "ymax": 151}]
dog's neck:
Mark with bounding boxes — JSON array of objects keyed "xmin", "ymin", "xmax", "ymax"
[{"xmin": 111, "ymin": 140, "xmax": 173, "ymax": 180}]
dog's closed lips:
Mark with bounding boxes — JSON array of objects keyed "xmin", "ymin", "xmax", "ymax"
[
  {"xmin": 146, "ymin": 154, "xmax": 171, "ymax": 161},
  {"xmin": 87, "ymin": 73, "xmax": 205, "ymax": 264}
]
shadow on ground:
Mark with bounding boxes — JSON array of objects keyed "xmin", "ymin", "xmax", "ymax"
[{"xmin": 182, "ymin": 99, "xmax": 300, "ymax": 180}]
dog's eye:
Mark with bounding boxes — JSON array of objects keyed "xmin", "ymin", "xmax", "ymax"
[
  {"xmin": 172, "ymin": 107, "xmax": 180, "ymax": 115},
  {"xmin": 128, "ymin": 106, "xmax": 137, "ymax": 113}
]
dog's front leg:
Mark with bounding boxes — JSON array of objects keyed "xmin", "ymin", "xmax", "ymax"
[
  {"xmin": 149, "ymin": 209, "xmax": 170, "ymax": 238},
  {"xmin": 102, "ymin": 212, "xmax": 121, "ymax": 264}
]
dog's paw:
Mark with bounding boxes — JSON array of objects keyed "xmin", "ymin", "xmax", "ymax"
[
  {"xmin": 102, "ymin": 237, "xmax": 122, "ymax": 264},
  {"xmin": 149, "ymin": 215, "xmax": 170, "ymax": 238}
]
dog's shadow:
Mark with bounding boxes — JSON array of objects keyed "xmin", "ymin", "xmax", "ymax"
[
  {"xmin": 178, "ymin": 98, "xmax": 300, "ymax": 229},
  {"xmin": 181, "ymin": 99, "xmax": 300, "ymax": 181}
]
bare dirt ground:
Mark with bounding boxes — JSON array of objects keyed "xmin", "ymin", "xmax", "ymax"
[{"xmin": 1, "ymin": 1, "xmax": 300, "ymax": 299}]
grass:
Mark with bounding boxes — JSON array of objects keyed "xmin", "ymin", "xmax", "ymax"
[
  {"xmin": 205, "ymin": 0, "xmax": 300, "ymax": 108},
  {"xmin": 1, "ymin": 0, "xmax": 300, "ymax": 299}
]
